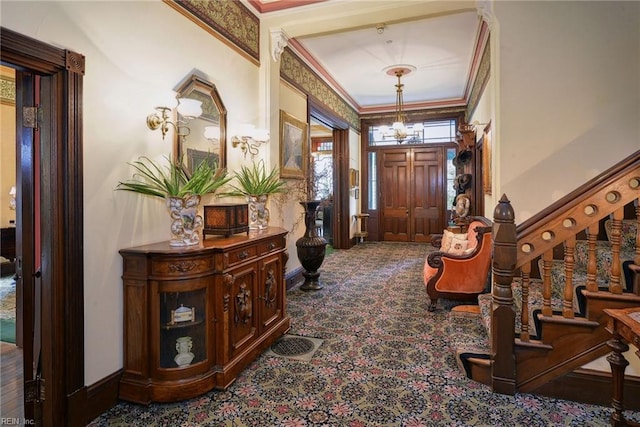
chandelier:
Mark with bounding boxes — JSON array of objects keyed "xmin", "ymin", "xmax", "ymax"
[{"xmin": 379, "ymin": 66, "xmax": 423, "ymax": 143}]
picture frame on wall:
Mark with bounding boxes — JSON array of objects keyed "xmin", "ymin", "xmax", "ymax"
[
  {"xmin": 279, "ymin": 110, "xmax": 308, "ymax": 179},
  {"xmin": 482, "ymin": 122, "xmax": 492, "ymax": 195}
]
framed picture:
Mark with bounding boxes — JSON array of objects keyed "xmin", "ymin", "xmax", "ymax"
[
  {"xmin": 481, "ymin": 122, "xmax": 492, "ymax": 195},
  {"xmin": 279, "ymin": 110, "xmax": 308, "ymax": 179}
]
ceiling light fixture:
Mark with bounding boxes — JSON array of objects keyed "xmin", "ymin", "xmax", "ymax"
[{"xmin": 379, "ymin": 65, "xmax": 423, "ymax": 144}]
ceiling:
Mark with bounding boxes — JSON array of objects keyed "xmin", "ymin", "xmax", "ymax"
[{"xmin": 250, "ymin": 0, "xmax": 483, "ymax": 115}]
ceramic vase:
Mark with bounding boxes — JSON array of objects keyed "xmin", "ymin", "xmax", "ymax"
[
  {"xmin": 296, "ymin": 200, "xmax": 327, "ymax": 291},
  {"xmin": 247, "ymin": 194, "xmax": 269, "ymax": 230},
  {"xmin": 174, "ymin": 336, "xmax": 195, "ymax": 367},
  {"xmin": 167, "ymin": 195, "xmax": 203, "ymax": 247}
]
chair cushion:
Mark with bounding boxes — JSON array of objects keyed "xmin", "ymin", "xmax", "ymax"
[
  {"xmin": 447, "ymin": 237, "xmax": 469, "ymax": 255},
  {"xmin": 441, "ymin": 229, "xmax": 467, "ymax": 253}
]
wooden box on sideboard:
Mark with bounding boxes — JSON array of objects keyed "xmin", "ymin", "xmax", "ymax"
[{"xmin": 203, "ymin": 204, "xmax": 249, "ymax": 237}]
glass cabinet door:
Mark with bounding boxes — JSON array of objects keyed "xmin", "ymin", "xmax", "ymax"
[{"xmin": 158, "ymin": 284, "xmax": 208, "ymax": 371}]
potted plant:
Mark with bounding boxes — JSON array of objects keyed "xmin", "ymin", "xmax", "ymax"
[
  {"xmin": 220, "ymin": 159, "xmax": 286, "ymax": 230},
  {"xmin": 117, "ymin": 155, "xmax": 231, "ymax": 246}
]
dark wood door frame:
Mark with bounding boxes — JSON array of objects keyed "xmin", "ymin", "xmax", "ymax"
[
  {"xmin": 2, "ymin": 27, "xmax": 86, "ymax": 426},
  {"xmin": 307, "ymin": 98, "xmax": 351, "ymax": 249}
]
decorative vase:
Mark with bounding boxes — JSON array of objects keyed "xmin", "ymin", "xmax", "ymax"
[
  {"xmin": 247, "ymin": 194, "xmax": 270, "ymax": 230},
  {"xmin": 174, "ymin": 336, "xmax": 195, "ymax": 367},
  {"xmin": 167, "ymin": 195, "xmax": 203, "ymax": 247},
  {"xmin": 296, "ymin": 200, "xmax": 327, "ymax": 291}
]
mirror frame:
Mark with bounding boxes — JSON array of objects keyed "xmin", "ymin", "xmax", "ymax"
[{"xmin": 174, "ymin": 74, "xmax": 227, "ymax": 172}]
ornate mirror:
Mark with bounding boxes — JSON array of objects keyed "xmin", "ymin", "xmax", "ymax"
[{"xmin": 174, "ymin": 74, "xmax": 227, "ymax": 173}]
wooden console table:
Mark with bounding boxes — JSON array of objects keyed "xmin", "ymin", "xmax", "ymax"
[
  {"xmin": 119, "ymin": 227, "xmax": 290, "ymax": 404},
  {"xmin": 604, "ymin": 307, "xmax": 640, "ymax": 427}
]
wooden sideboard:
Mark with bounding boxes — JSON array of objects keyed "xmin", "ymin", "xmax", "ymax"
[{"xmin": 119, "ymin": 227, "xmax": 290, "ymax": 404}]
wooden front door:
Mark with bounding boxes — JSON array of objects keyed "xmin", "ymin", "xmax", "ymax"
[{"xmin": 381, "ymin": 147, "xmax": 445, "ymax": 242}]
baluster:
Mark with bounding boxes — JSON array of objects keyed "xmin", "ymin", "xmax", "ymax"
[
  {"xmin": 563, "ymin": 236, "xmax": 576, "ymax": 318},
  {"xmin": 609, "ymin": 208, "xmax": 623, "ymax": 294},
  {"xmin": 586, "ymin": 223, "xmax": 599, "ymax": 292},
  {"xmin": 541, "ymin": 250, "xmax": 553, "ymax": 316},
  {"xmin": 519, "ymin": 263, "xmax": 531, "ymax": 341}
]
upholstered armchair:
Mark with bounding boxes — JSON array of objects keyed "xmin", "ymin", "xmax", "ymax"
[{"xmin": 423, "ymin": 217, "xmax": 493, "ymax": 311}]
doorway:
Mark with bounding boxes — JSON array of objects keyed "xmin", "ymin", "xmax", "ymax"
[
  {"xmin": 380, "ymin": 147, "xmax": 447, "ymax": 242},
  {"xmin": 2, "ymin": 27, "xmax": 86, "ymax": 426},
  {"xmin": 309, "ymin": 118, "xmax": 334, "ymax": 246},
  {"xmin": 0, "ymin": 64, "xmax": 22, "ymax": 419},
  {"xmin": 308, "ymin": 99, "xmax": 350, "ymax": 250}
]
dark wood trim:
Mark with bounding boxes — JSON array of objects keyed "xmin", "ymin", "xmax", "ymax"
[
  {"xmin": 333, "ymin": 129, "xmax": 350, "ymax": 249},
  {"xmin": 285, "ymin": 266, "xmax": 304, "ymax": 291},
  {"xmin": 534, "ymin": 369, "xmax": 640, "ymax": 411},
  {"xmin": 1, "ymin": 27, "xmax": 85, "ymax": 426},
  {"xmin": 83, "ymin": 370, "xmax": 123, "ymax": 424}
]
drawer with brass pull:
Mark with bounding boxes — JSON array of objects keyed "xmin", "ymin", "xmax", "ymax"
[
  {"xmin": 227, "ymin": 245, "xmax": 258, "ymax": 267},
  {"xmin": 258, "ymin": 238, "xmax": 284, "ymax": 255}
]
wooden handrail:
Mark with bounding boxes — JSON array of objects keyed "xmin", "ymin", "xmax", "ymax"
[
  {"xmin": 491, "ymin": 150, "xmax": 640, "ymax": 394},
  {"xmin": 515, "ymin": 150, "xmax": 640, "ymax": 267}
]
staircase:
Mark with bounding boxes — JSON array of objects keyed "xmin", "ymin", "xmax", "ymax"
[{"xmin": 447, "ymin": 150, "xmax": 640, "ymax": 410}]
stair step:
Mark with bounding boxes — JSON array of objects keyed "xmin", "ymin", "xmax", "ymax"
[{"xmin": 447, "ymin": 306, "xmax": 490, "ymax": 379}]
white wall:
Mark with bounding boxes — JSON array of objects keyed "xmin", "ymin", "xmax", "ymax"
[
  {"xmin": 493, "ymin": 1, "xmax": 640, "ymax": 222},
  {"xmin": 1, "ymin": 1, "xmax": 260, "ymax": 384}
]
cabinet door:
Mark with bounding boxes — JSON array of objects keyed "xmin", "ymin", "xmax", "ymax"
[
  {"xmin": 257, "ymin": 253, "xmax": 283, "ymax": 334},
  {"xmin": 152, "ymin": 277, "xmax": 214, "ymax": 381},
  {"xmin": 223, "ymin": 264, "xmax": 258, "ymax": 361}
]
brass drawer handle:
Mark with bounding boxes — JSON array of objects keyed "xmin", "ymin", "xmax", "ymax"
[
  {"xmin": 238, "ymin": 250, "xmax": 249, "ymax": 260},
  {"xmin": 268, "ymin": 242, "xmax": 276, "ymax": 250}
]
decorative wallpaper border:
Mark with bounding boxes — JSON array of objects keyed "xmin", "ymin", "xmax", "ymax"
[
  {"xmin": 281, "ymin": 48, "xmax": 360, "ymax": 131},
  {"xmin": 166, "ymin": 0, "xmax": 260, "ymax": 65},
  {"xmin": 0, "ymin": 76, "xmax": 16, "ymax": 106},
  {"xmin": 466, "ymin": 35, "xmax": 490, "ymax": 121}
]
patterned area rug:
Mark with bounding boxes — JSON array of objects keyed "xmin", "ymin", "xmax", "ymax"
[{"xmin": 89, "ymin": 242, "xmax": 640, "ymax": 426}]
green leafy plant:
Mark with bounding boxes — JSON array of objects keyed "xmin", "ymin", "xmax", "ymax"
[
  {"xmin": 116, "ymin": 156, "xmax": 231, "ymax": 199},
  {"xmin": 220, "ymin": 159, "xmax": 286, "ymax": 197}
]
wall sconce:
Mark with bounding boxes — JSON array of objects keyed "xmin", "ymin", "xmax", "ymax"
[
  {"xmin": 9, "ymin": 186, "xmax": 16, "ymax": 210},
  {"xmin": 146, "ymin": 96, "xmax": 203, "ymax": 140},
  {"xmin": 231, "ymin": 125, "xmax": 269, "ymax": 159}
]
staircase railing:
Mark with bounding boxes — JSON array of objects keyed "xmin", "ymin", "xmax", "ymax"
[{"xmin": 491, "ymin": 150, "xmax": 640, "ymax": 394}]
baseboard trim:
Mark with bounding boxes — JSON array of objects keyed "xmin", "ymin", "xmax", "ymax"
[
  {"xmin": 534, "ymin": 368, "xmax": 640, "ymax": 411},
  {"xmin": 285, "ymin": 267, "xmax": 304, "ymax": 291},
  {"xmin": 84, "ymin": 369, "xmax": 123, "ymax": 424}
]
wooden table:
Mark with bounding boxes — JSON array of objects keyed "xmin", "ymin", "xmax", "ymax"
[{"xmin": 604, "ymin": 307, "xmax": 640, "ymax": 427}]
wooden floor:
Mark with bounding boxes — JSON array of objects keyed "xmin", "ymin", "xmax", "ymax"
[{"xmin": 1, "ymin": 341, "xmax": 24, "ymax": 419}]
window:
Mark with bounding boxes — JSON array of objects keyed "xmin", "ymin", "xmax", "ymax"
[
  {"xmin": 367, "ymin": 152, "xmax": 377, "ymax": 210},
  {"xmin": 368, "ymin": 119, "xmax": 457, "ymax": 146},
  {"xmin": 446, "ymin": 148, "xmax": 457, "ymax": 221}
]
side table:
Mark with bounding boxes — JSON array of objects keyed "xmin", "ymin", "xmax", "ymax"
[{"xmin": 604, "ymin": 306, "xmax": 640, "ymax": 427}]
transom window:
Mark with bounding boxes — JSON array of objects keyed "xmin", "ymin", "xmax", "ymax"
[{"xmin": 368, "ymin": 119, "xmax": 457, "ymax": 146}]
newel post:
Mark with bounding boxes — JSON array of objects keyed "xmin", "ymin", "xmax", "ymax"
[{"xmin": 491, "ymin": 194, "xmax": 517, "ymax": 394}]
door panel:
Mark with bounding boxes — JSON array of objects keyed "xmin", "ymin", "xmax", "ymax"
[
  {"xmin": 16, "ymin": 70, "xmax": 39, "ymax": 421},
  {"xmin": 380, "ymin": 147, "xmax": 446, "ymax": 243},
  {"xmin": 381, "ymin": 150, "xmax": 411, "ymax": 241},
  {"xmin": 412, "ymin": 149, "xmax": 444, "ymax": 242}
]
